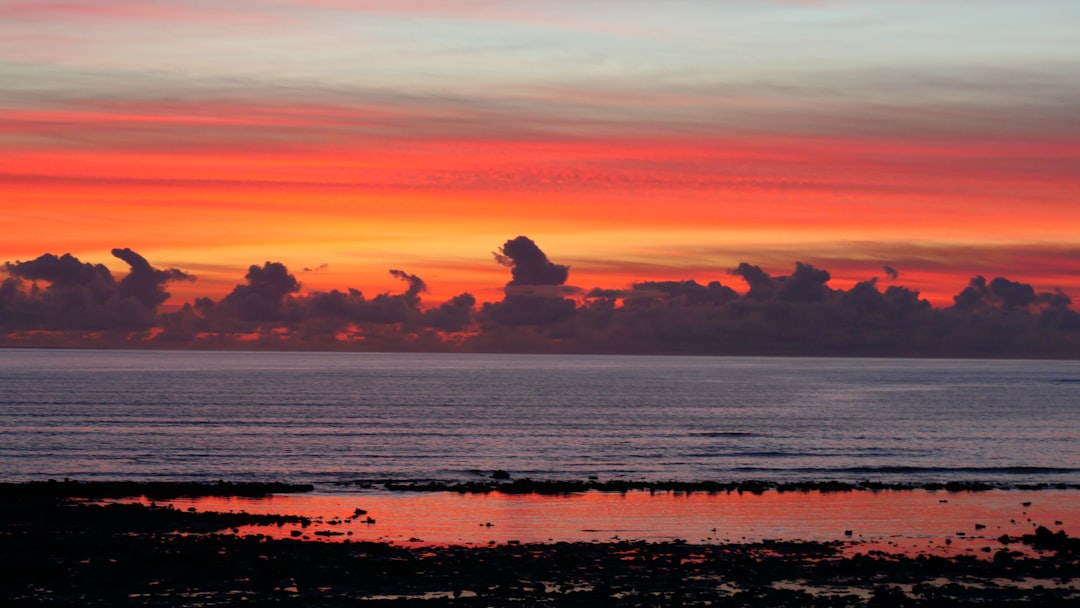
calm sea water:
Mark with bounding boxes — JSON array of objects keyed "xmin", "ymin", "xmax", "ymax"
[{"xmin": 1, "ymin": 349, "xmax": 1078, "ymax": 487}]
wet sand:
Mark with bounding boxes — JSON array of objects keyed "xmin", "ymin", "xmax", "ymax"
[
  {"xmin": 2, "ymin": 481, "xmax": 1077, "ymax": 606},
  {"xmin": 132, "ymin": 487, "xmax": 1078, "ymax": 555}
]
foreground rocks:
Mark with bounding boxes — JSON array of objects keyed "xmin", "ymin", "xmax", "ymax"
[{"xmin": 1, "ymin": 483, "xmax": 1077, "ymax": 606}]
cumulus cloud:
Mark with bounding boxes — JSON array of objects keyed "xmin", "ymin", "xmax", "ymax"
[
  {"xmin": 389, "ymin": 269, "xmax": 426, "ymax": 300},
  {"xmin": 988, "ymin": 277, "xmax": 1038, "ymax": 310},
  {"xmin": 3, "ymin": 240, "xmax": 1080, "ymax": 356},
  {"xmin": 215, "ymin": 261, "xmax": 302, "ymax": 322},
  {"xmin": 495, "ymin": 236, "xmax": 570, "ymax": 286},
  {"xmin": 1, "ymin": 250, "xmax": 191, "ymax": 330},
  {"xmin": 187, "ymin": 262, "xmax": 472, "ymax": 341},
  {"xmin": 776, "ymin": 262, "xmax": 831, "ymax": 303},
  {"xmin": 585, "ymin": 287, "xmax": 624, "ymax": 299},
  {"xmin": 483, "ymin": 295, "xmax": 576, "ymax": 326},
  {"xmin": 200, "ymin": 264, "xmax": 428, "ymax": 330},
  {"xmin": 422, "ymin": 292, "xmax": 477, "ymax": 332},
  {"xmin": 350, "ymin": 269, "xmax": 428, "ymax": 324},
  {"xmin": 952, "ymin": 275, "xmax": 1046, "ymax": 312},
  {"xmin": 731, "ymin": 261, "xmax": 832, "ymax": 303},
  {"xmin": 731, "ymin": 263, "xmax": 776, "ymax": 301},
  {"xmin": 5, "ymin": 252, "xmax": 115, "ymax": 302},
  {"xmin": 112, "ymin": 248, "xmax": 193, "ymax": 311},
  {"xmin": 952, "ymin": 275, "xmax": 989, "ymax": 311},
  {"xmin": 625, "ymin": 280, "xmax": 738, "ymax": 306},
  {"xmin": 485, "ymin": 236, "xmax": 576, "ymax": 326}
]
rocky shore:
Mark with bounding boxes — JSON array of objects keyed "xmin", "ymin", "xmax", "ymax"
[
  {"xmin": 2, "ymin": 481, "xmax": 1077, "ymax": 606},
  {"xmin": 367, "ymin": 477, "xmax": 1080, "ymax": 495}
]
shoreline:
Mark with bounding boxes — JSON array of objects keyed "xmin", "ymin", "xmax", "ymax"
[
  {"xmin": 2, "ymin": 482, "xmax": 1077, "ymax": 606},
  {"xmin": 6, "ymin": 478, "xmax": 1079, "ymax": 500},
  {"xmin": 113, "ymin": 484, "xmax": 1079, "ymax": 551},
  {"xmin": 6, "ymin": 480, "xmax": 1079, "ymax": 550},
  {"xmin": 367, "ymin": 477, "xmax": 1080, "ymax": 495}
]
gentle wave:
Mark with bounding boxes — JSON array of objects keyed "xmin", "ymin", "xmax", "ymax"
[
  {"xmin": 689, "ymin": 431, "xmax": 759, "ymax": 438},
  {"xmin": 2, "ymin": 350, "xmax": 1079, "ymax": 486},
  {"xmin": 733, "ymin": 466, "xmax": 1080, "ymax": 476}
]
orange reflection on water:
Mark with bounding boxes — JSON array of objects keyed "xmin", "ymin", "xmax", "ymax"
[{"xmin": 135, "ymin": 489, "xmax": 1077, "ymax": 556}]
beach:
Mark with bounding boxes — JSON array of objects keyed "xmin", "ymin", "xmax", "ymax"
[{"xmin": 2, "ymin": 480, "xmax": 1077, "ymax": 606}]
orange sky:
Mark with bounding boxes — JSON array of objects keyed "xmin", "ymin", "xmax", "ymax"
[{"xmin": 3, "ymin": 1, "xmax": 1080, "ymax": 308}]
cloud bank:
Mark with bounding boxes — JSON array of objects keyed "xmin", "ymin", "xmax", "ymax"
[
  {"xmin": 1, "ymin": 249, "xmax": 191, "ymax": 330},
  {"xmin": 3, "ymin": 238, "xmax": 1080, "ymax": 357}
]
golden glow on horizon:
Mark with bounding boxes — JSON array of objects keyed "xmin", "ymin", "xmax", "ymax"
[{"xmin": 4, "ymin": 3, "xmax": 1080, "ymax": 309}]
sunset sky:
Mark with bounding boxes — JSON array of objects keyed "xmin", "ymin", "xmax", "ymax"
[{"xmin": 3, "ymin": 0, "xmax": 1079, "ymax": 308}]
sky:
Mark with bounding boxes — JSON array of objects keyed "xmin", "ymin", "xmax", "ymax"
[{"xmin": 3, "ymin": 0, "xmax": 1080, "ymax": 309}]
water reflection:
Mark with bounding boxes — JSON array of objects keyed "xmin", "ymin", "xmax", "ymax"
[{"xmin": 128, "ymin": 489, "xmax": 1077, "ymax": 557}]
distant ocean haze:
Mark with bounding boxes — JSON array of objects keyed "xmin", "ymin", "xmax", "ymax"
[{"xmin": 1, "ymin": 349, "xmax": 1078, "ymax": 486}]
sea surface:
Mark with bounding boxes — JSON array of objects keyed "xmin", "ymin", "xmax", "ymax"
[{"xmin": 2, "ymin": 349, "xmax": 1079, "ymax": 487}]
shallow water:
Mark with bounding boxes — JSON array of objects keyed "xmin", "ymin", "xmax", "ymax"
[
  {"xmin": 3, "ymin": 349, "xmax": 1079, "ymax": 486},
  {"xmin": 129, "ymin": 488, "xmax": 1078, "ymax": 555}
]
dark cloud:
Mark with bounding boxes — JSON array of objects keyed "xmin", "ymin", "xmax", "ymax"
[
  {"xmin": 732, "ymin": 262, "xmax": 832, "ymax": 303},
  {"xmin": 504, "ymin": 284, "xmax": 578, "ymax": 298},
  {"xmin": 388, "ymin": 269, "xmax": 426, "ymax": 301},
  {"xmin": 112, "ymin": 248, "xmax": 193, "ymax": 312},
  {"xmin": 495, "ymin": 236, "xmax": 569, "ymax": 286},
  {"xmin": 220, "ymin": 262, "xmax": 301, "ymax": 322},
  {"xmin": 952, "ymin": 275, "xmax": 1043, "ymax": 312},
  {"xmin": 883, "ymin": 265, "xmax": 900, "ymax": 280},
  {"xmin": 4, "ymin": 240, "xmax": 1080, "ymax": 357},
  {"xmin": 731, "ymin": 263, "xmax": 775, "ymax": 300},
  {"xmin": 841, "ymin": 278, "xmax": 886, "ymax": 314},
  {"xmin": 952, "ymin": 275, "xmax": 989, "ymax": 311},
  {"xmin": 422, "ymin": 293, "xmax": 476, "ymax": 332},
  {"xmin": 485, "ymin": 236, "xmax": 576, "ymax": 326},
  {"xmin": 1, "ymin": 250, "xmax": 191, "ymax": 330},
  {"xmin": 626, "ymin": 280, "xmax": 738, "ymax": 306},
  {"xmin": 1046, "ymin": 289, "xmax": 1072, "ymax": 309},
  {"xmin": 841, "ymin": 279, "xmax": 930, "ymax": 318},
  {"xmin": 355, "ymin": 270, "xmax": 427, "ymax": 324},
  {"xmin": 0, "ymin": 277, "xmax": 22, "ymax": 326},
  {"xmin": 482, "ymin": 295, "xmax": 576, "ymax": 326},
  {"xmin": 883, "ymin": 285, "xmax": 930, "ymax": 316},
  {"xmin": 244, "ymin": 262, "xmax": 301, "ymax": 301},
  {"xmin": 304, "ymin": 288, "xmax": 364, "ymax": 320},
  {"xmin": 776, "ymin": 263, "xmax": 831, "ymax": 303},
  {"xmin": 277, "ymin": 268, "xmax": 463, "ymax": 332},
  {"xmin": 5, "ymin": 252, "xmax": 115, "ymax": 304},
  {"xmin": 585, "ymin": 287, "xmax": 624, "ymax": 299},
  {"xmin": 988, "ymin": 277, "xmax": 1037, "ymax": 310},
  {"xmin": 1040, "ymin": 290, "xmax": 1080, "ymax": 331}
]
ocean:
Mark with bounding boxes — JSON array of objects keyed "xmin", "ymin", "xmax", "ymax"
[{"xmin": 2, "ymin": 349, "xmax": 1078, "ymax": 487}]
